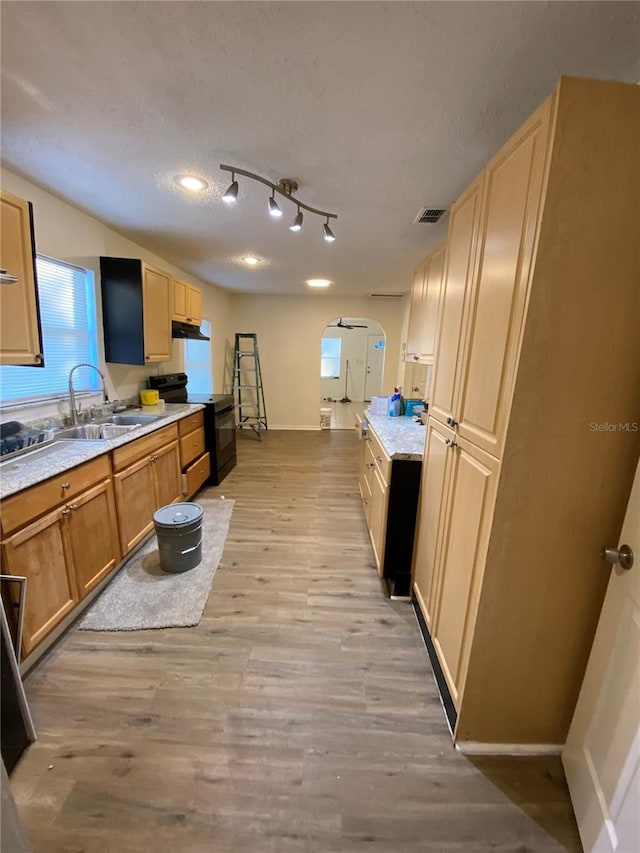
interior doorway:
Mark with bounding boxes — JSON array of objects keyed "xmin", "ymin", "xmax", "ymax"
[{"xmin": 320, "ymin": 317, "xmax": 385, "ymax": 430}]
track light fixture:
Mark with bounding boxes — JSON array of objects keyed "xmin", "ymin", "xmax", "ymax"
[
  {"xmin": 220, "ymin": 164, "xmax": 337, "ymax": 241},
  {"xmin": 268, "ymin": 192, "xmax": 282, "ymax": 217},
  {"xmin": 323, "ymin": 219, "xmax": 336, "ymax": 242},
  {"xmin": 289, "ymin": 206, "xmax": 303, "ymax": 232},
  {"xmin": 222, "ymin": 172, "xmax": 239, "ymax": 203}
]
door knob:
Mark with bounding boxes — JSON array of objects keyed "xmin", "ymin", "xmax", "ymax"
[{"xmin": 601, "ymin": 544, "xmax": 634, "ymax": 571}]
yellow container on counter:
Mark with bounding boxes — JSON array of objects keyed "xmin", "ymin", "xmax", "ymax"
[{"xmin": 139, "ymin": 389, "xmax": 159, "ymax": 406}]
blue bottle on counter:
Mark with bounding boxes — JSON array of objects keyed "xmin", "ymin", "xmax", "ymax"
[{"xmin": 388, "ymin": 388, "xmax": 401, "ymax": 417}]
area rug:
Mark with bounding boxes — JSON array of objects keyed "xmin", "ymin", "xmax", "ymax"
[{"xmin": 78, "ymin": 497, "xmax": 234, "ymax": 632}]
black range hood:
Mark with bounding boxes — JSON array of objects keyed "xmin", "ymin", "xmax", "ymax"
[{"xmin": 171, "ymin": 320, "xmax": 210, "ymax": 341}]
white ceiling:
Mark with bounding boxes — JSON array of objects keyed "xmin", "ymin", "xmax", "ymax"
[{"xmin": 1, "ymin": 2, "xmax": 638, "ymax": 297}]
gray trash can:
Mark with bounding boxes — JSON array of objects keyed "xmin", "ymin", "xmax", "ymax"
[{"xmin": 153, "ymin": 502, "xmax": 204, "ymax": 573}]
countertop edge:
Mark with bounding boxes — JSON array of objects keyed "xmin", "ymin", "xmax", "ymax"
[{"xmin": 0, "ymin": 404, "xmax": 205, "ymax": 500}]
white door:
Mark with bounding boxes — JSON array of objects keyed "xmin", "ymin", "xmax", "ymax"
[
  {"xmin": 563, "ymin": 458, "xmax": 640, "ymax": 853},
  {"xmin": 364, "ymin": 334, "xmax": 384, "ymax": 401}
]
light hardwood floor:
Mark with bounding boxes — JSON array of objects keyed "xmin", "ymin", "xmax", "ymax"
[{"xmin": 10, "ymin": 430, "xmax": 581, "ymax": 852}]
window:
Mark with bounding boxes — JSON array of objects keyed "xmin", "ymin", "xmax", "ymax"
[
  {"xmin": 321, "ymin": 337, "xmax": 341, "ymax": 378},
  {"xmin": 0, "ymin": 256, "xmax": 99, "ymax": 405},
  {"xmin": 184, "ymin": 318, "xmax": 213, "ymax": 394}
]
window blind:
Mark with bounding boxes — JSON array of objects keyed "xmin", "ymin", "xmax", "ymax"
[
  {"xmin": 0, "ymin": 256, "xmax": 99, "ymax": 404},
  {"xmin": 184, "ymin": 319, "xmax": 213, "ymax": 394},
  {"xmin": 320, "ymin": 337, "xmax": 341, "ymax": 378}
]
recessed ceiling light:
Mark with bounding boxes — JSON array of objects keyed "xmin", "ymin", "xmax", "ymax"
[
  {"xmin": 243, "ymin": 256, "xmax": 261, "ymax": 266},
  {"xmin": 307, "ymin": 279, "xmax": 332, "ymax": 288},
  {"xmin": 175, "ymin": 175, "xmax": 209, "ymax": 192}
]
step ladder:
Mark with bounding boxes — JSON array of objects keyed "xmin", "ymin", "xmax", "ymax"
[{"xmin": 232, "ymin": 333, "xmax": 268, "ymax": 439}]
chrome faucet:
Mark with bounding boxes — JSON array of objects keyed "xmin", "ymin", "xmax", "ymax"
[{"xmin": 68, "ymin": 363, "xmax": 109, "ymax": 426}]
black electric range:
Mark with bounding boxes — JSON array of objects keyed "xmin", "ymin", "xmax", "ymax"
[{"xmin": 148, "ymin": 374, "xmax": 236, "ymax": 485}]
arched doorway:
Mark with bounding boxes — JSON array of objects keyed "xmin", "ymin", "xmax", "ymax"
[{"xmin": 320, "ymin": 317, "xmax": 385, "ymax": 430}]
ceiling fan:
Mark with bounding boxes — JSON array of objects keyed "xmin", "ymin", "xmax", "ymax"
[{"xmin": 328, "ymin": 318, "xmax": 369, "ymax": 330}]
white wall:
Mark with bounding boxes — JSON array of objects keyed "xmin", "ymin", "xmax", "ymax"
[
  {"xmin": 230, "ymin": 296, "xmax": 407, "ymax": 429},
  {"xmin": 0, "ymin": 168, "xmax": 233, "ymax": 421}
]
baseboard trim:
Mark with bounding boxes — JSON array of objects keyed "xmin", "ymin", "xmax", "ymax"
[
  {"xmin": 268, "ymin": 425, "xmax": 321, "ymax": 431},
  {"xmin": 455, "ymin": 741, "xmax": 563, "ymax": 756}
]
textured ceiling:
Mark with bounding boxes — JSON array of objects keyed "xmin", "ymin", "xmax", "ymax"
[{"xmin": 1, "ymin": 2, "xmax": 638, "ymax": 296}]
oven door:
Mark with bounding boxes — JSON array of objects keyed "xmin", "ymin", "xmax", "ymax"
[{"xmin": 214, "ymin": 405, "xmax": 236, "ymax": 470}]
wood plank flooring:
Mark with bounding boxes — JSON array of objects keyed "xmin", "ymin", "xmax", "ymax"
[{"xmin": 10, "ymin": 430, "xmax": 581, "ymax": 852}]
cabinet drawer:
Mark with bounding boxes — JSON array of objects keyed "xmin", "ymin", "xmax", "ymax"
[
  {"xmin": 111, "ymin": 424, "xmax": 178, "ymax": 472},
  {"xmin": 1, "ymin": 454, "xmax": 111, "ymax": 536},
  {"xmin": 368, "ymin": 428, "xmax": 392, "ymax": 485},
  {"xmin": 183, "ymin": 451, "xmax": 211, "ymax": 497},
  {"xmin": 178, "ymin": 411, "xmax": 204, "ymax": 438},
  {"xmin": 180, "ymin": 427, "xmax": 205, "ymax": 468}
]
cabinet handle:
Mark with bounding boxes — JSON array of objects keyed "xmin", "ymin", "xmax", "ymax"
[
  {"xmin": 0, "ymin": 269, "xmax": 19, "ymax": 284},
  {"xmin": 69, "ymin": 504, "xmax": 79, "ymax": 511},
  {"xmin": 62, "ymin": 508, "xmax": 72, "ymax": 516},
  {"xmin": 366, "ymin": 462, "xmax": 375, "ymax": 469},
  {"xmin": 61, "ymin": 482, "xmax": 71, "ymax": 490},
  {"xmin": 445, "ymin": 439, "xmax": 458, "ymax": 448},
  {"xmin": 446, "ymin": 416, "xmax": 459, "ymax": 428},
  {"xmin": 149, "ymin": 454, "xmax": 157, "ymax": 462},
  {"xmin": 363, "ymin": 497, "xmax": 369, "ymax": 505},
  {"xmin": 34, "ymin": 353, "xmax": 43, "ymax": 364},
  {"xmin": 376, "ymin": 455, "xmax": 383, "ymax": 463}
]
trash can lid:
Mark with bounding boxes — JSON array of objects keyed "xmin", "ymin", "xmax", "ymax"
[{"xmin": 153, "ymin": 502, "xmax": 203, "ymax": 528}]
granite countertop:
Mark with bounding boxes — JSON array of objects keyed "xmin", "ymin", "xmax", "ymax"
[
  {"xmin": 364, "ymin": 410, "xmax": 427, "ymax": 461},
  {"xmin": 0, "ymin": 403, "xmax": 204, "ymax": 500}
]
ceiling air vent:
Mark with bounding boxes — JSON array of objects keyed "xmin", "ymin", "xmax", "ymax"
[
  {"xmin": 367, "ymin": 292, "xmax": 404, "ymax": 299},
  {"xmin": 414, "ymin": 207, "xmax": 447, "ymax": 224}
]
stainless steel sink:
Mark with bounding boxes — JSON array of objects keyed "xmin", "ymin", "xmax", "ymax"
[
  {"xmin": 54, "ymin": 425, "xmax": 112, "ymax": 440},
  {"xmin": 97, "ymin": 413, "xmax": 164, "ymax": 425}
]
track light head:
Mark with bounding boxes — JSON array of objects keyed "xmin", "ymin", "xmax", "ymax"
[
  {"xmin": 289, "ymin": 208, "xmax": 303, "ymax": 232},
  {"xmin": 323, "ymin": 221, "xmax": 336, "ymax": 242},
  {"xmin": 222, "ymin": 177, "xmax": 238, "ymax": 203},
  {"xmin": 268, "ymin": 194, "xmax": 282, "ymax": 217}
]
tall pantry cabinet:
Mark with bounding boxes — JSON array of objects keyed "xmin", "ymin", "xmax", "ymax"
[{"xmin": 412, "ymin": 76, "xmax": 640, "ymax": 747}]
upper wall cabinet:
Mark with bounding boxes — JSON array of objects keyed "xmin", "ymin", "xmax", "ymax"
[
  {"xmin": 404, "ymin": 241, "xmax": 446, "ymax": 365},
  {"xmin": 0, "ymin": 189, "xmax": 44, "ymax": 366},
  {"xmin": 100, "ymin": 257, "xmax": 172, "ymax": 365},
  {"xmin": 172, "ymin": 279, "xmax": 202, "ymax": 326}
]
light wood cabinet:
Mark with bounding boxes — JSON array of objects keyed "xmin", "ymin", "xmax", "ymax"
[
  {"xmin": 412, "ymin": 77, "xmax": 640, "ymax": 747},
  {"xmin": 172, "ymin": 279, "xmax": 202, "ymax": 325},
  {"xmin": 405, "ymin": 260, "xmax": 427, "ymax": 361},
  {"xmin": 142, "ymin": 265, "xmax": 172, "ymax": 362},
  {"xmin": 100, "ymin": 257, "xmax": 172, "ymax": 365},
  {"xmin": 1, "ymin": 508, "xmax": 77, "ymax": 656},
  {"xmin": 113, "ymin": 429, "xmax": 182, "ymax": 556},
  {"xmin": 0, "ymin": 189, "xmax": 44, "ymax": 367},
  {"xmin": 0, "ymin": 462, "xmax": 120, "ymax": 657},
  {"xmin": 405, "ymin": 242, "xmax": 446, "ymax": 365},
  {"xmin": 178, "ymin": 410, "xmax": 210, "ymax": 497}
]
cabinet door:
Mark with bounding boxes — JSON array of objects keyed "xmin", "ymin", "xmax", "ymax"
[
  {"xmin": 66, "ymin": 480, "xmax": 121, "ymax": 599},
  {"xmin": 113, "ymin": 457, "xmax": 156, "ymax": 555},
  {"xmin": 0, "ymin": 190, "xmax": 43, "ymax": 366},
  {"xmin": 431, "ymin": 436, "xmax": 499, "ymax": 708},
  {"xmin": 430, "ymin": 175, "xmax": 484, "ymax": 426},
  {"xmin": 457, "ymin": 97, "xmax": 552, "ymax": 457},
  {"xmin": 412, "ymin": 418, "xmax": 455, "ymax": 630},
  {"xmin": 419, "ymin": 242, "xmax": 445, "ymax": 363},
  {"xmin": 1, "ymin": 509, "xmax": 77, "ymax": 656},
  {"xmin": 187, "ymin": 286, "xmax": 202, "ymax": 325},
  {"xmin": 152, "ymin": 440, "xmax": 182, "ymax": 509},
  {"xmin": 368, "ymin": 467, "xmax": 388, "ymax": 575},
  {"xmin": 405, "ymin": 260, "xmax": 428, "ymax": 361},
  {"xmin": 172, "ymin": 278, "xmax": 189, "ymax": 322},
  {"xmin": 143, "ymin": 265, "xmax": 172, "ymax": 362}
]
